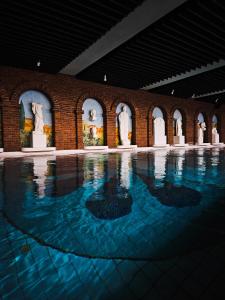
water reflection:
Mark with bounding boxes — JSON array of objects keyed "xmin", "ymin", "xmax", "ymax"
[
  {"xmin": 0, "ymin": 149, "xmax": 225, "ymax": 260},
  {"xmin": 31, "ymin": 157, "xmax": 50, "ymax": 198},
  {"xmin": 85, "ymin": 152, "xmax": 133, "ymax": 220},
  {"xmin": 135, "ymin": 150, "xmax": 201, "ymax": 207}
]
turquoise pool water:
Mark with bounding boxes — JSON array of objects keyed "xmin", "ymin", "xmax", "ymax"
[{"xmin": 1, "ymin": 148, "xmax": 225, "ymax": 299}]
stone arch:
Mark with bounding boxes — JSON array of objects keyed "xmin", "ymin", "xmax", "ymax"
[
  {"xmin": 75, "ymin": 93, "xmax": 108, "ymax": 148},
  {"xmin": 19, "ymin": 90, "xmax": 54, "ymax": 147},
  {"xmin": 10, "ymin": 80, "xmax": 60, "ymax": 109},
  {"xmin": 148, "ymin": 105, "xmax": 168, "ymax": 146},
  {"xmin": 170, "ymin": 106, "xmax": 187, "ymax": 138},
  {"xmin": 151, "ymin": 106, "xmax": 168, "ymax": 146},
  {"xmin": 115, "ymin": 102, "xmax": 134, "ymax": 146},
  {"xmin": 195, "ymin": 110, "xmax": 209, "ymax": 143},
  {"xmin": 9, "ymin": 81, "xmax": 61, "ymax": 149}
]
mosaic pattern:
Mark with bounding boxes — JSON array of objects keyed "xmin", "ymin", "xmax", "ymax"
[{"xmin": 1, "ymin": 149, "xmax": 225, "ymax": 299}]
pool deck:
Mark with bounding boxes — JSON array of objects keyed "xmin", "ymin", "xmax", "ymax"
[{"xmin": 0, "ymin": 144, "xmax": 224, "ymax": 158}]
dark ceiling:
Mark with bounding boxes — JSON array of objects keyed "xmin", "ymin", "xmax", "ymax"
[
  {"xmin": 1, "ymin": 0, "xmax": 225, "ymax": 104},
  {"xmin": 0, "ymin": 0, "xmax": 144, "ymax": 72}
]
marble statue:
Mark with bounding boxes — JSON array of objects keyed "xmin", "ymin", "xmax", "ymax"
[
  {"xmin": 32, "ymin": 102, "xmax": 44, "ymax": 133},
  {"xmin": 118, "ymin": 105, "xmax": 130, "ymax": 146},
  {"xmin": 174, "ymin": 118, "xmax": 185, "ymax": 145},
  {"xmin": 90, "ymin": 126, "xmax": 97, "ymax": 139},
  {"xmin": 197, "ymin": 122, "xmax": 206, "ymax": 144},
  {"xmin": 89, "ymin": 109, "xmax": 97, "ymax": 121},
  {"xmin": 154, "ymin": 117, "xmax": 167, "ymax": 145},
  {"xmin": 176, "ymin": 118, "xmax": 183, "ymax": 136},
  {"xmin": 212, "ymin": 125, "xmax": 219, "ymax": 144}
]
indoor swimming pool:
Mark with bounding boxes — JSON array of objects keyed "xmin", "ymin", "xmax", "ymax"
[{"xmin": 1, "ymin": 148, "xmax": 225, "ymax": 300}]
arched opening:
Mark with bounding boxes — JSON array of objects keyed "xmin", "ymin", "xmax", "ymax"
[
  {"xmin": 116, "ymin": 103, "xmax": 133, "ymax": 146},
  {"xmin": 212, "ymin": 114, "xmax": 220, "ymax": 144},
  {"xmin": 19, "ymin": 90, "xmax": 53, "ymax": 148},
  {"xmin": 82, "ymin": 98, "xmax": 104, "ymax": 146},
  {"xmin": 173, "ymin": 109, "xmax": 185, "ymax": 145},
  {"xmin": 196, "ymin": 112, "xmax": 207, "ymax": 144},
  {"xmin": 152, "ymin": 107, "xmax": 167, "ymax": 146}
]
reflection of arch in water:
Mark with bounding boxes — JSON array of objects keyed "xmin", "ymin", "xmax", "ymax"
[
  {"xmin": 85, "ymin": 177, "xmax": 133, "ymax": 220},
  {"xmin": 45, "ymin": 156, "xmax": 85, "ymax": 197},
  {"xmin": 136, "ymin": 171, "xmax": 201, "ymax": 208}
]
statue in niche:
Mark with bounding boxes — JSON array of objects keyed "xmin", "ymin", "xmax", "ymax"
[
  {"xmin": 175, "ymin": 118, "xmax": 183, "ymax": 136},
  {"xmin": 118, "ymin": 105, "xmax": 130, "ymax": 146},
  {"xmin": 89, "ymin": 109, "xmax": 97, "ymax": 121},
  {"xmin": 154, "ymin": 117, "xmax": 165, "ymax": 137},
  {"xmin": 197, "ymin": 122, "xmax": 206, "ymax": 144},
  {"xmin": 32, "ymin": 103, "xmax": 44, "ymax": 133},
  {"xmin": 212, "ymin": 124, "xmax": 219, "ymax": 143},
  {"xmin": 89, "ymin": 126, "xmax": 97, "ymax": 139}
]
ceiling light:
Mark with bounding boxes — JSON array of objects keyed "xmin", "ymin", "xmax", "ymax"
[
  {"xmin": 37, "ymin": 60, "xmax": 41, "ymax": 67},
  {"xmin": 171, "ymin": 89, "xmax": 174, "ymax": 95},
  {"xmin": 191, "ymin": 93, "xmax": 195, "ymax": 98},
  {"xmin": 104, "ymin": 74, "xmax": 107, "ymax": 82}
]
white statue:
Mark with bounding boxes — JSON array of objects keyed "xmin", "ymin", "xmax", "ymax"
[
  {"xmin": 197, "ymin": 122, "xmax": 206, "ymax": 144},
  {"xmin": 176, "ymin": 118, "xmax": 182, "ymax": 136},
  {"xmin": 212, "ymin": 125, "xmax": 219, "ymax": 144},
  {"xmin": 90, "ymin": 126, "xmax": 97, "ymax": 139},
  {"xmin": 89, "ymin": 109, "xmax": 97, "ymax": 121},
  {"xmin": 32, "ymin": 103, "xmax": 44, "ymax": 133},
  {"xmin": 154, "ymin": 117, "xmax": 167, "ymax": 145},
  {"xmin": 118, "ymin": 105, "xmax": 130, "ymax": 146}
]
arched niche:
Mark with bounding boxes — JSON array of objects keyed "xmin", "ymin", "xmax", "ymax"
[
  {"xmin": 152, "ymin": 107, "xmax": 167, "ymax": 146},
  {"xmin": 212, "ymin": 114, "xmax": 220, "ymax": 144},
  {"xmin": 19, "ymin": 90, "xmax": 53, "ymax": 148},
  {"xmin": 197, "ymin": 113, "xmax": 205, "ymax": 124},
  {"xmin": 116, "ymin": 103, "xmax": 132, "ymax": 146},
  {"xmin": 82, "ymin": 98, "xmax": 104, "ymax": 146},
  {"xmin": 212, "ymin": 114, "xmax": 218, "ymax": 127},
  {"xmin": 196, "ymin": 112, "xmax": 207, "ymax": 144},
  {"xmin": 173, "ymin": 109, "xmax": 185, "ymax": 145}
]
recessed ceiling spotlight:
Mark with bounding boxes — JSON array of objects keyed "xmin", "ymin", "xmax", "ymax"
[
  {"xmin": 215, "ymin": 98, "xmax": 219, "ymax": 103},
  {"xmin": 171, "ymin": 89, "xmax": 174, "ymax": 95},
  {"xmin": 104, "ymin": 74, "xmax": 107, "ymax": 82},
  {"xmin": 36, "ymin": 60, "xmax": 41, "ymax": 67},
  {"xmin": 191, "ymin": 93, "xmax": 195, "ymax": 98}
]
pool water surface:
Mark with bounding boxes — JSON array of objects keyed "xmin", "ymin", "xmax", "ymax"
[{"xmin": 1, "ymin": 148, "xmax": 225, "ymax": 299}]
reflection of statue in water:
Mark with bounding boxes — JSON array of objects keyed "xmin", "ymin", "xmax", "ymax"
[
  {"xmin": 118, "ymin": 106, "xmax": 130, "ymax": 146},
  {"xmin": 175, "ymin": 118, "xmax": 182, "ymax": 136},
  {"xmin": 197, "ymin": 122, "xmax": 206, "ymax": 144},
  {"xmin": 32, "ymin": 103, "xmax": 44, "ymax": 133},
  {"xmin": 89, "ymin": 109, "xmax": 97, "ymax": 121}
]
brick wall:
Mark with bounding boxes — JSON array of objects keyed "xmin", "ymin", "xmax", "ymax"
[{"xmin": 0, "ymin": 66, "xmax": 224, "ymax": 151}]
